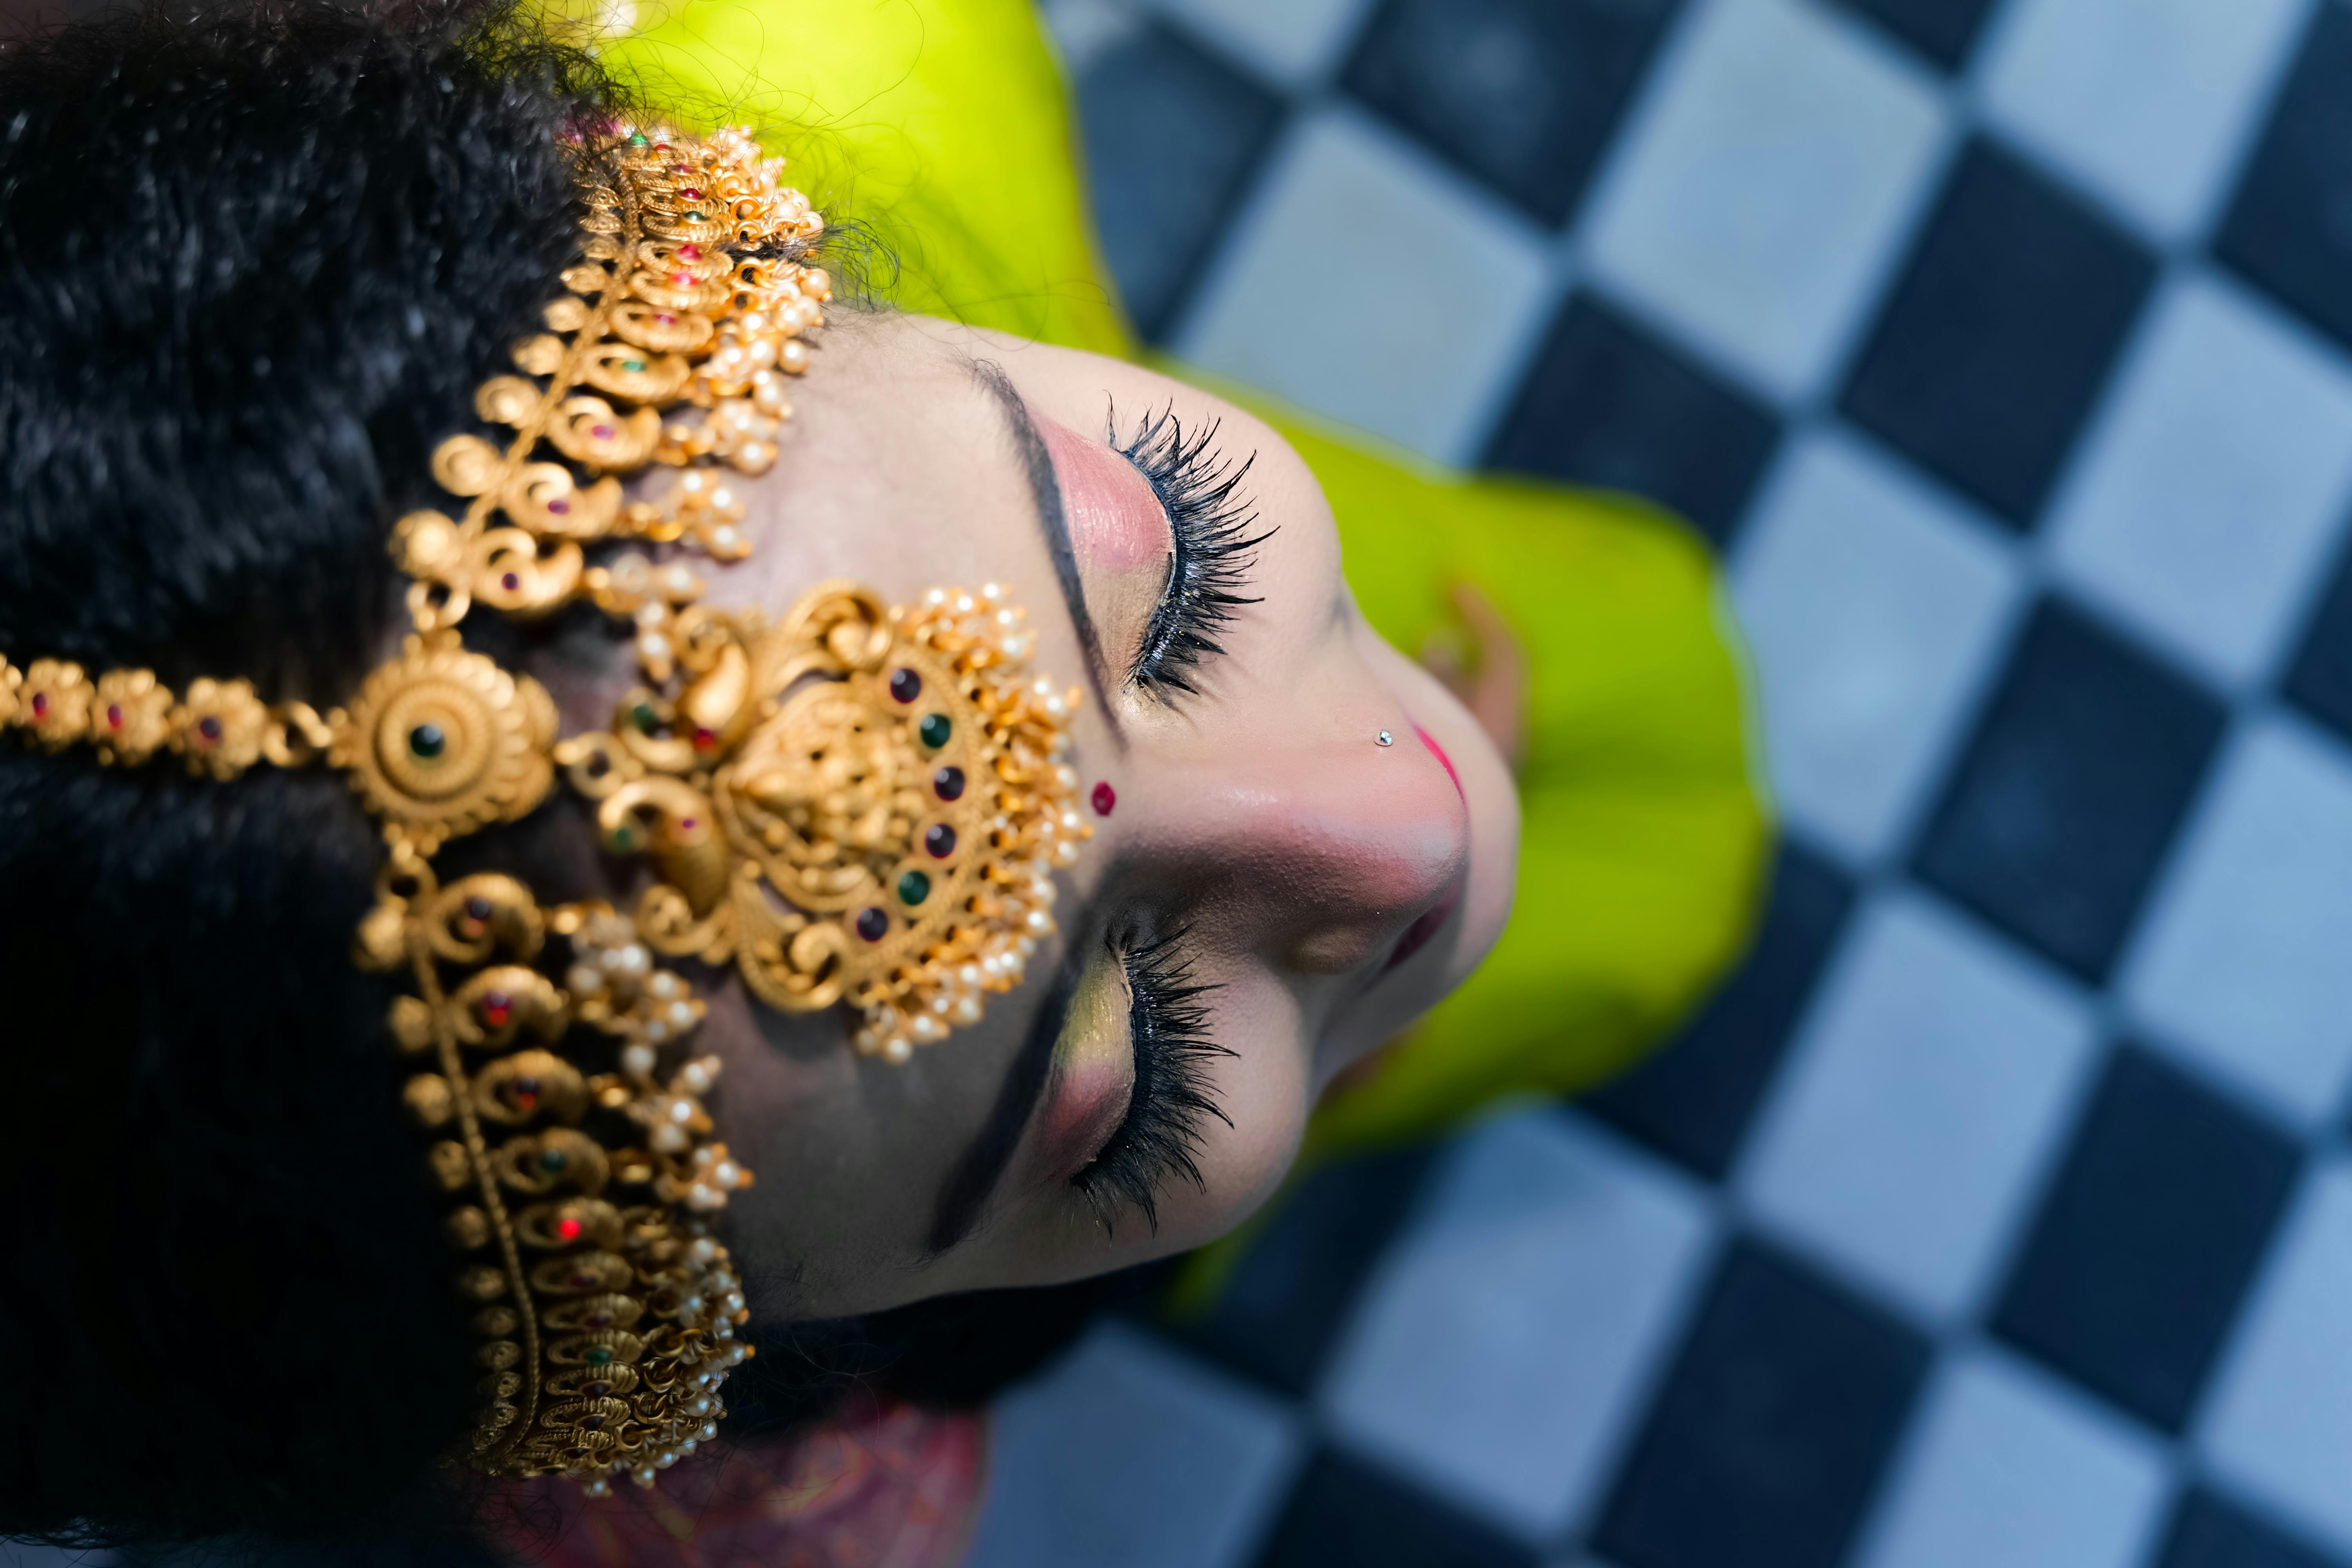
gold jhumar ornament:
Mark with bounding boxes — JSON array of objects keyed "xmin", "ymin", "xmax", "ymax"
[{"xmin": 0, "ymin": 120, "xmax": 1090, "ymax": 1492}]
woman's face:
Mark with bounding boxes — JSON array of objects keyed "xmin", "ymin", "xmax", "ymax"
[{"xmin": 572, "ymin": 314, "xmax": 1517, "ymax": 1319}]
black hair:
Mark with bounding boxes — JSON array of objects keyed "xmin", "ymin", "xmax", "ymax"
[
  {"xmin": 0, "ymin": 6, "xmax": 1151, "ymax": 1557},
  {"xmin": 0, "ymin": 0, "xmax": 624, "ymax": 1549}
]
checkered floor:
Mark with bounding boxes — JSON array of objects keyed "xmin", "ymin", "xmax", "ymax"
[{"xmin": 972, "ymin": 0, "xmax": 2352, "ymax": 1564}]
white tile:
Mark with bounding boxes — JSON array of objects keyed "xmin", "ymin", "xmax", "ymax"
[
  {"xmin": 2123, "ymin": 716, "xmax": 2352, "ymax": 1125},
  {"xmin": 2049, "ymin": 277, "xmax": 2352, "ymax": 691},
  {"xmin": 1319, "ymin": 1108, "xmax": 1714, "ymax": 1543},
  {"xmin": 1980, "ymin": 0, "xmax": 2311, "ymax": 241},
  {"xmin": 1583, "ymin": 0, "xmax": 1946, "ymax": 400},
  {"xmin": 1148, "ymin": 0, "xmax": 1370, "ymax": 83},
  {"xmin": 2201, "ymin": 1158, "xmax": 2352, "ymax": 1557},
  {"xmin": 1173, "ymin": 107, "xmax": 1553, "ymax": 465},
  {"xmin": 1733, "ymin": 432, "xmax": 2023, "ymax": 862},
  {"xmin": 968, "ymin": 1322, "xmax": 1303, "ymax": 1568},
  {"xmin": 1855, "ymin": 1350, "xmax": 2168, "ymax": 1568},
  {"xmin": 1737, "ymin": 891, "xmax": 2099, "ymax": 1321}
]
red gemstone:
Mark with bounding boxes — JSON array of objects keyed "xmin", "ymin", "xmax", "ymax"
[
  {"xmin": 583, "ymin": 1381, "xmax": 611, "ymax": 1397},
  {"xmin": 197, "ymin": 715, "xmax": 223, "ymax": 742},
  {"xmin": 669, "ymin": 271, "xmax": 691, "ymax": 287},
  {"xmin": 29, "ymin": 693, "xmax": 46, "ymax": 719},
  {"xmin": 1091, "ymin": 781, "xmax": 1116, "ymax": 817},
  {"xmin": 501, "ymin": 572, "xmax": 521, "ymax": 592},
  {"xmin": 481, "ymin": 992, "xmax": 513, "ymax": 1027},
  {"xmin": 677, "ymin": 243, "xmax": 703, "ymax": 260},
  {"xmin": 583, "ymin": 1312, "xmax": 610, "ymax": 1327},
  {"xmin": 579, "ymin": 1414, "xmax": 605, "ymax": 1430},
  {"xmin": 547, "ymin": 499, "xmax": 571, "ymax": 515},
  {"xmin": 105, "ymin": 704, "xmax": 123, "ymax": 730},
  {"xmin": 679, "ymin": 188, "xmax": 702, "ymax": 201},
  {"xmin": 570, "ymin": 1273, "xmax": 595, "ymax": 1289},
  {"xmin": 655, "ymin": 313, "xmax": 677, "ymax": 325},
  {"xmin": 691, "ymin": 726, "xmax": 717, "ymax": 751},
  {"xmin": 677, "ymin": 817, "xmax": 698, "ymax": 833},
  {"xmin": 557, "ymin": 1216, "xmax": 583, "ymax": 1241},
  {"xmin": 591, "ymin": 424, "xmax": 615, "ymax": 439}
]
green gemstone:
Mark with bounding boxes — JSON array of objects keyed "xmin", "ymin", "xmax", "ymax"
[
  {"xmin": 631, "ymin": 702, "xmax": 658, "ymax": 732},
  {"xmin": 408, "ymin": 722, "xmax": 446, "ymax": 761},
  {"xmin": 627, "ymin": 133, "xmax": 649, "ymax": 147},
  {"xmin": 620, "ymin": 358, "xmax": 648, "ymax": 373},
  {"xmin": 584, "ymin": 1346, "xmax": 613, "ymax": 1367},
  {"xmin": 918, "ymin": 713, "xmax": 951, "ymax": 749},
  {"xmin": 539, "ymin": 1149, "xmax": 567, "ymax": 1173},
  {"xmin": 897, "ymin": 869, "xmax": 931, "ymax": 907},
  {"xmin": 610, "ymin": 825, "xmax": 635, "ymax": 851},
  {"xmin": 683, "ymin": 211, "xmax": 706, "ymax": 223}
]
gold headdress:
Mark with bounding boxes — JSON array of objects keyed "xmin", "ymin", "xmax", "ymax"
[{"xmin": 0, "ymin": 123, "xmax": 1089, "ymax": 1490}]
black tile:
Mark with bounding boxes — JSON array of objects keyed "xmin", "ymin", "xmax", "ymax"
[
  {"xmin": 1583, "ymin": 840, "xmax": 1857, "ymax": 1181},
  {"xmin": 1485, "ymin": 293, "xmax": 1782, "ymax": 545},
  {"xmin": 1824, "ymin": 0, "xmax": 1999, "ymax": 71},
  {"xmin": 1825, "ymin": 0, "xmax": 1994, "ymax": 71},
  {"xmin": 1341, "ymin": 0, "xmax": 1682, "ymax": 229},
  {"xmin": 2216, "ymin": 3, "xmax": 2352, "ymax": 356},
  {"xmin": 1256, "ymin": 1448, "xmax": 1541, "ymax": 1568},
  {"xmin": 2283, "ymin": 517, "xmax": 2352, "ymax": 743},
  {"xmin": 1840, "ymin": 139, "xmax": 2158, "ymax": 530},
  {"xmin": 2156, "ymin": 1488, "xmax": 2350, "ymax": 1568},
  {"xmin": 1184, "ymin": 1145, "xmax": 1437, "ymax": 1397},
  {"xmin": 1912, "ymin": 597, "xmax": 2225, "ymax": 983},
  {"xmin": 1993, "ymin": 1046, "xmax": 2299, "ymax": 1432},
  {"xmin": 1074, "ymin": 22, "xmax": 1285, "ymax": 341},
  {"xmin": 1592, "ymin": 1239, "xmax": 1931, "ymax": 1568}
]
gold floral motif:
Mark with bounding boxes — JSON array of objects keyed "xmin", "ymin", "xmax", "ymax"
[
  {"xmin": 332, "ymin": 630, "xmax": 557, "ymax": 855},
  {"xmin": 18, "ymin": 658, "xmax": 91, "ymax": 751},
  {"xmin": 171, "ymin": 676, "xmax": 271, "ymax": 780},
  {"xmin": 91, "ymin": 668, "xmax": 175, "ymax": 766}
]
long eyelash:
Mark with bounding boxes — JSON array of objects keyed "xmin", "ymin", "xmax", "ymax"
[
  {"xmin": 1111, "ymin": 401, "xmax": 1276, "ymax": 697},
  {"xmin": 1071, "ymin": 928, "xmax": 1234, "ymax": 1234}
]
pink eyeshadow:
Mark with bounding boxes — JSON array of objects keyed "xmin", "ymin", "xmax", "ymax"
[{"xmin": 1038, "ymin": 416, "xmax": 1170, "ymax": 573}]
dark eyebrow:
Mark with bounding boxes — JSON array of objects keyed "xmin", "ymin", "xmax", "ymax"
[
  {"xmin": 923, "ymin": 882, "xmax": 1111, "ymax": 1256},
  {"xmin": 964, "ymin": 355, "xmax": 1125, "ymax": 746}
]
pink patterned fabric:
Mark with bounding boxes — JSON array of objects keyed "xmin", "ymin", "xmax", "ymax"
[{"xmin": 512, "ymin": 1401, "xmax": 989, "ymax": 1568}]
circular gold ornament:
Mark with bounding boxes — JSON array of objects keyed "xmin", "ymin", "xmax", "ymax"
[{"xmin": 334, "ymin": 630, "xmax": 558, "ymax": 850}]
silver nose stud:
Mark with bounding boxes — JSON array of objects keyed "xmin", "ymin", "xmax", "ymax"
[{"xmin": 1376, "ymin": 730, "xmax": 1394, "ymax": 747}]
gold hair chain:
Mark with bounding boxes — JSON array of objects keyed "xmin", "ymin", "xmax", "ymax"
[{"xmin": 0, "ymin": 122, "xmax": 1090, "ymax": 1489}]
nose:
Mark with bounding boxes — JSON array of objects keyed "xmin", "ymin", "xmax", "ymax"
[{"xmin": 1138, "ymin": 698, "xmax": 1469, "ymax": 978}]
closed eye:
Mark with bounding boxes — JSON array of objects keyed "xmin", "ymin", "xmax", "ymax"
[{"xmin": 1111, "ymin": 401, "xmax": 1274, "ymax": 698}]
